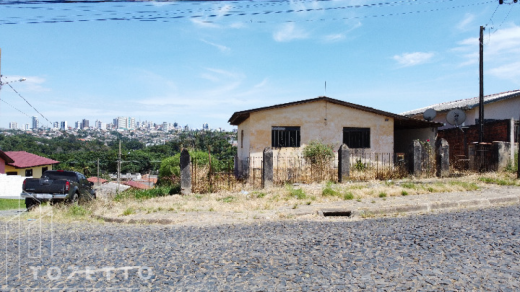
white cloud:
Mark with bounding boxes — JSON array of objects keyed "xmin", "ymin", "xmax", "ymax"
[
  {"xmin": 200, "ymin": 39, "xmax": 231, "ymax": 53},
  {"xmin": 2, "ymin": 75, "xmax": 51, "ymax": 92},
  {"xmin": 489, "ymin": 61, "xmax": 520, "ymax": 83},
  {"xmin": 453, "ymin": 25, "xmax": 520, "ymax": 79},
  {"xmin": 322, "ymin": 21, "xmax": 362, "ymax": 43},
  {"xmin": 323, "ymin": 33, "xmax": 345, "ymax": 42},
  {"xmin": 393, "ymin": 52, "xmax": 435, "ymax": 67},
  {"xmin": 457, "ymin": 13, "xmax": 475, "ymax": 31},
  {"xmin": 190, "ymin": 18, "xmax": 220, "ymax": 29},
  {"xmin": 273, "ymin": 23, "xmax": 309, "ymax": 42}
]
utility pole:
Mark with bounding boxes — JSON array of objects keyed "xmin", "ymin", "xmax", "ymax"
[
  {"xmin": 97, "ymin": 158, "xmax": 100, "ymax": 186},
  {"xmin": 479, "ymin": 26, "xmax": 485, "ymax": 144},
  {"xmin": 117, "ymin": 140, "xmax": 121, "ymax": 187}
]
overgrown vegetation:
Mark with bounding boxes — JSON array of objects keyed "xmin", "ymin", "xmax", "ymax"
[
  {"xmin": 0, "ymin": 130, "xmax": 236, "ymax": 175},
  {"xmin": 303, "ymin": 140, "xmax": 334, "ymax": 164}
]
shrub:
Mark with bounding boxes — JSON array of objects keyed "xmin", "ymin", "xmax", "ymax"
[
  {"xmin": 158, "ymin": 150, "xmax": 221, "ymax": 185},
  {"xmin": 303, "ymin": 140, "xmax": 334, "ymax": 165}
]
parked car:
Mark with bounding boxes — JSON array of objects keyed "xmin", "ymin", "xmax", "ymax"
[{"xmin": 21, "ymin": 170, "xmax": 96, "ymax": 210}]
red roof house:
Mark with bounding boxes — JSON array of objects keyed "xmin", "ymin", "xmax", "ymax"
[
  {"xmin": 0, "ymin": 150, "xmax": 15, "ymax": 174},
  {"xmin": 88, "ymin": 177, "xmax": 108, "ymax": 184},
  {"xmin": 3, "ymin": 151, "xmax": 60, "ymax": 178}
]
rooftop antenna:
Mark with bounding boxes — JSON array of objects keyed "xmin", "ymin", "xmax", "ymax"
[
  {"xmin": 446, "ymin": 109, "xmax": 467, "ymax": 132},
  {"xmin": 324, "ymin": 81, "xmax": 326, "ymax": 95},
  {"xmin": 423, "ymin": 109, "xmax": 437, "ymax": 121}
]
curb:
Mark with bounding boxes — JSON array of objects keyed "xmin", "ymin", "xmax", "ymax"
[
  {"xmin": 94, "ymin": 195, "xmax": 520, "ymax": 225},
  {"xmin": 315, "ymin": 195, "xmax": 520, "ymax": 218}
]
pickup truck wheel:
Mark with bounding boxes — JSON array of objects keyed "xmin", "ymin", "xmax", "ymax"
[
  {"xmin": 69, "ymin": 193, "xmax": 79, "ymax": 204},
  {"xmin": 25, "ymin": 198, "xmax": 39, "ymax": 211}
]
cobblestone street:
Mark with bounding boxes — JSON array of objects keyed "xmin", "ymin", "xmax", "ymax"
[{"xmin": 2, "ymin": 205, "xmax": 520, "ymax": 291}]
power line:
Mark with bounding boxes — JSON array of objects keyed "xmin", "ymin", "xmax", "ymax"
[
  {"xmin": 6, "ymin": 83, "xmax": 52, "ymax": 126},
  {"xmin": 0, "ymin": 0, "xmax": 494, "ymax": 25},
  {"xmin": 0, "ymin": 97, "xmax": 33, "ymax": 118}
]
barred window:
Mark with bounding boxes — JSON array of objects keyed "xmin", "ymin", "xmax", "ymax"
[
  {"xmin": 272, "ymin": 127, "xmax": 300, "ymax": 148},
  {"xmin": 343, "ymin": 127, "xmax": 370, "ymax": 149}
]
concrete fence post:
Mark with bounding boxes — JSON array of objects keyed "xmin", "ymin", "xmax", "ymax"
[
  {"xmin": 262, "ymin": 147, "xmax": 273, "ymax": 189},
  {"xmin": 435, "ymin": 138, "xmax": 449, "ymax": 177},
  {"xmin": 180, "ymin": 149, "xmax": 191, "ymax": 195},
  {"xmin": 468, "ymin": 144, "xmax": 476, "ymax": 171},
  {"xmin": 493, "ymin": 141, "xmax": 511, "ymax": 172},
  {"xmin": 409, "ymin": 140, "xmax": 422, "ymax": 176},
  {"xmin": 338, "ymin": 144, "xmax": 350, "ymax": 183}
]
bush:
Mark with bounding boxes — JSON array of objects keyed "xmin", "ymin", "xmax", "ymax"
[
  {"xmin": 303, "ymin": 140, "xmax": 334, "ymax": 165},
  {"xmin": 158, "ymin": 150, "xmax": 221, "ymax": 185}
]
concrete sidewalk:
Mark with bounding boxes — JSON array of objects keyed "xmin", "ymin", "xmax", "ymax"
[{"xmin": 96, "ymin": 185, "xmax": 520, "ymax": 225}]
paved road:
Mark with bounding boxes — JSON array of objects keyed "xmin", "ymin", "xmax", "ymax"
[{"xmin": 1, "ymin": 205, "xmax": 520, "ymax": 291}]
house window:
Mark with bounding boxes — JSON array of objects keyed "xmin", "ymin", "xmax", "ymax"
[
  {"xmin": 25, "ymin": 169, "xmax": 33, "ymax": 177},
  {"xmin": 42, "ymin": 167, "xmax": 48, "ymax": 174},
  {"xmin": 241, "ymin": 130, "xmax": 244, "ymax": 149},
  {"xmin": 6, "ymin": 172, "xmax": 17, "ymax": 176},
  {"xmin": 343, "ymin": 127, "xmax": 370, "ymax": 149},
  {"xmin": 272, "ymin": 127, "xmax": 300, "ymax": 148}
]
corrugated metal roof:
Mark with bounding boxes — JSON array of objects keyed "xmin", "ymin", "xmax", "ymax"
[
  {"xmin": 400, "ymin": 89, "xmax": 520, "ymax": 116},
  {"xmin": 4, "ymin": 151, "xmax": 60, "ymax": 168},
  {"xmin": 228, "ymin": 96, "xmax": 441, "ymax": 129}
]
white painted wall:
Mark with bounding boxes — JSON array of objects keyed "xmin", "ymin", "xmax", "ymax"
[{"xmin": 0, "ymin": 174, "xmax": 26, "ymax": 198}]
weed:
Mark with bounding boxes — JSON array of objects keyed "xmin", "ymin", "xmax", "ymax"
[
  {"xmin": 68, "ymin": 204, "xmax": 88, "ymax": 217},
  {"xmin": 306, "ymin": 201, "xmax": 312, "ymax": 205},
  {"xmin": 255, "ymin": 192, "xmax": 266, "ymax": 198},
  {"xmin": 322, "ymin": 184, "xmax": 339, "ymax": 197},
  {"xmin": 479, "ymin": 177, "xmax": 516, "ymax": 186},
  {"xmin": 286, "ymin": 184, "xmax": 307, "ymax": 199},
  {"xmin": 401, "ymin": 190, "xmax": 408, "ymax": 196},
  {"xmin": 310, "ymin": 196, "xmax": 316, "ymax": 201},
  {"xmin": 122, "ymin": 207, "xmax": 134, "ymax": 216},
  {"xmin": 209, "ymin": 207, "xmax": 215, "ymax": 212},
  {"xmin": 401, "ymin": 182, "xmax": 416, "ymax": 189},
  {"xmin": 292, "ymin": 204, "xmax": 298, "ymax": 209},
  {"xmin": 371, "ymin": 200, "xmax": 375, "ymax": 204},
  {"xmin": 343, "ymin": 192, "xmax": 354, "ymax": 200},
  {"xmin": 427, "ymin": 187, "xmax": 434, "ymax": 192},
  {"xmin": 378, "ymin": 192, "xmax": 387, "ymax": 198},
  {"xmin": 356, "ymin": 198, "xmax": 362, "ymax": 202},
  {"xmin": 449, "ymin": 181, "xmax": 479, "ymax": 191},
  {"xmin": 220, "ymin": 196, "xmax": 236, "ymax": 203}
]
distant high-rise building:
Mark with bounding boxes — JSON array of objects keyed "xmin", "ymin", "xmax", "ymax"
[
  {"xmin": 81, "ymin": 119, "xmax": 89, "ymax": 129},
  {"xmin": 117, "ymin": 117, "xmax": 128, "ymax": 129},
  {"xmin": 24, "ymin": 124, "xmax": 29, "ymax": 131},
  {"xmin": 129, "ymin": 117, "xmax": 135, "ymax": 129},
  {"xmin": 173, "ymin": 122, "xmax": 178, "ymax": 128},
  {"xmin": 162, "ymin": 122, "xmax": 169, "ymax": 132},
  {"xmin": 31, "ymin": 116, "xmax": 39, "ymax": 130},
  {"xmin": 74, "ymin": 121, "xmax": 80, "ymax": 129},
  {"xmin": 184, "ymin": 125, "xmax": 190, "ymax": 132},
  {"xmin": 53, "ymin": 122, "xmax": 59, "ymax": 129},
  {"xmin": 9, "ymin": 122, "xmax": 17, "ymax": 130},
  {"xmin": 60, "ymin": 121, "xmax": 68, "ymax": 130},
  {"xmin": 202, "ymin": 123, "xmax": 209, "ymax": 130}
]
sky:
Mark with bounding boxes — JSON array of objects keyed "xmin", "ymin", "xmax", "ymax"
[{"xmin": 0, "ymin": 0, "xmax": 519, "ymax": 131}]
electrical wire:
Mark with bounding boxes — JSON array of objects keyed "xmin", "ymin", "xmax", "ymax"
[
  {"xmin": 492, "ymin": 2, "xmax": 515, "ymax": 34},
  {"xmin": 0, "ymin": 0, "xmax": 494, "ymax": 25},
  {"xmin": 0, "ymin": 97, "xmax": 33, "ymax": 118},
  {"xmin": 6, "ymin": 83, "xmax": 52, "ymax": 126}
]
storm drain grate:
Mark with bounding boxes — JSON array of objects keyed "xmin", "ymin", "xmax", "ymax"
[{"xmin": 322, "ymin": 210, "xmax": 352, "ymax": 217}]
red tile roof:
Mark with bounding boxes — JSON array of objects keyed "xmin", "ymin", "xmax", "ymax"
[
  {"xmin": 123, "ymin": 181, "xmax": 152, "ymax": 190},
  {"xmin": 0, "ymin": 150, "xmax": 14, "ymax": 164},
  {"xmin": 4, "ymin": 151, "xmax": 60, "ymax": 168},
  {"xmin": 88, "ymin": 177, "xmax": 108, "ymax": 184}
]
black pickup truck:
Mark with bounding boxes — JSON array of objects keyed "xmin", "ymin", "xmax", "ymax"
[{"xmin": 21, "ymin": 170, "xmax": 96, "ymax": 210}]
